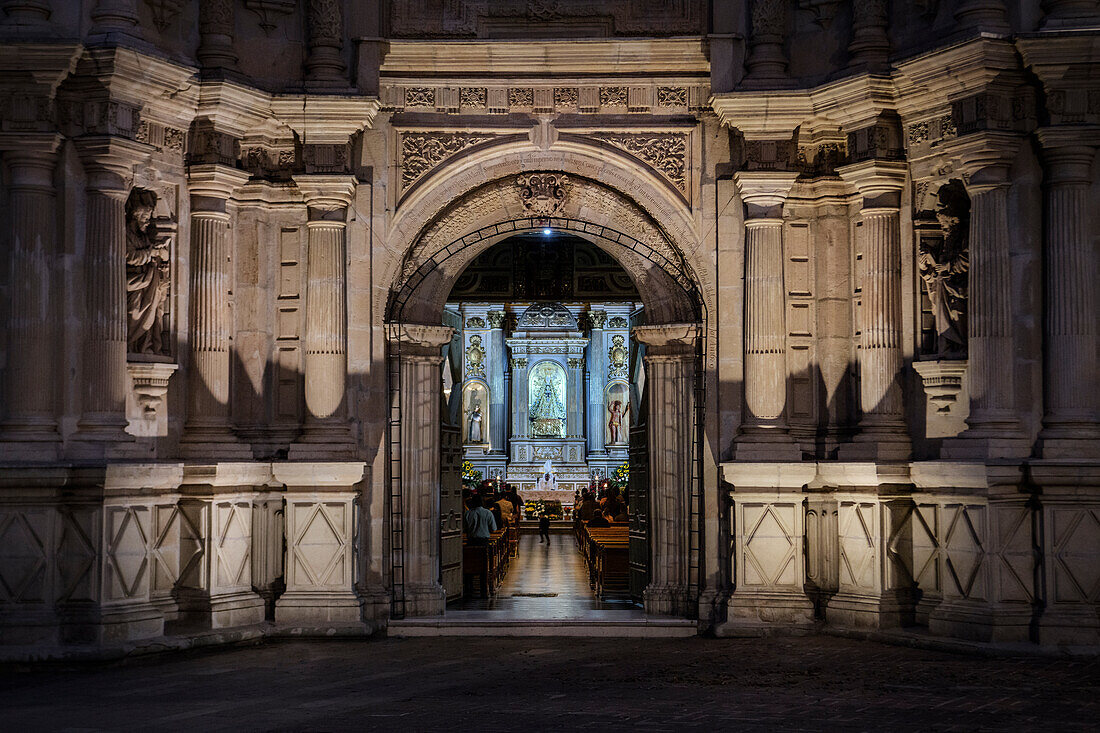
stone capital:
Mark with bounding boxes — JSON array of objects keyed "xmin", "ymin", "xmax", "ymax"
[
  {"xmin": 733, "ymin": 170, "xmax": 799, "ymax": 211},
  {"xmin": 72, "ymin": 135, "xmax": 147, "ymax": 191},
  {"xmin": 187, "ymin": 162, "xmax": 252, "ymax": 200},
  {"xmin": 271, "ymin": 95, "xmax": 380, "ymax": 143},
  {"xmin": 633, "ymin": 323, "xmax": 699, "ymax": 355},
  {"xmin": 387, "ymin": 322, "xmax": 454, "ymax": 352},
  {"xmin": 293, "ymin": 174, "xmax": 357, "ymax": 211},
  {"xmin": 837, "ymin": 159, "xmax": 907, "ymax": 196},
  {"xmin": 946, "ymin": 131, "xmax": 1022, "ymax": 190},
  {"xmin": 1036, "ymin": 127, "xmax": 1099, "ymax": 184}
]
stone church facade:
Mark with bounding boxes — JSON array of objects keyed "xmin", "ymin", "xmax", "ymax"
[{"xmin": 0, "ymin": 1, "xmax": 1097, "ymax": 654}]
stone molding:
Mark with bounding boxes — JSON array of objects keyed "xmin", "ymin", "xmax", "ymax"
[
  {"xmin": 633, "ymin": 323, "xmax": 699, "ymax": 354},
  {"xmin": 386, "ymin": 323, "xmax": 455, "ymax": 352},
  {"xmin": 186, "ymin": 163, "xmax": 251, "ymax": 201},
  {"xmin": 293, "ymin": 174, "xmax": 357, "ymax": 211}
]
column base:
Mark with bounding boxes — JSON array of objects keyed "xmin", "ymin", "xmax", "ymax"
[
  {"xmin": 95, "ymin": 603, "xmax": 165, "ymax": 644},
  {"xmin": 173, "ymin": 590, "xmax": 266, "ymax": 631},
  {"xmin": 644, "ymin": 583, "xmax": 692, "ymax": 617},
  {"xmin": 732, "ymin": 429, "xmax": 803, "ymax": 461},
  {"xmin": 1036, "ymin": 604, "xmax": 1100, "ymax": 646},
  {"xmin": 179, "ymin": 427, "xmax": 254, "ymax": 461},
  {"xmin": 70, "ymin": 414, "xmax": 134, "ymax": 458},
  {"xmin": 838, "ymin": 428, "xmax": 911, "ymax": 461},
  {"xmin": 928, "ymin": 598, "xmax": 1033, "ymax": 643},
  {"xmin": 1035, "ymin": 424, "xmax": 1100, "ymax": 459},
  {"xmin": 275, "ymin": 590, "xmax": 362, "ymax": 625},
  {"xmin": 290, "ymin": 422, "xmax": 355, "ymax": 460},
  {"xmin": 404, "ymin": 582, "xmax": 446, "ymax": 617},
  {"xmin": 826, "ymin": 589, "xmax": 915, "ymax": 629},
  {"xmin": 941, "ymin": 434, "xmax": 1032, "ymax": 461},
  {"xmin": 726, "ymin": 588, "xmax": 815, "ymax": 626},
  {"xmin": 0, "ymin": 438, "xmax": 60, "ymax": 462}
]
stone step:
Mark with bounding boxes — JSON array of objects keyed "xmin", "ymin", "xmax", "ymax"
[{"xmin": 387, "ymin": 617, "xmax": 698, "ymax": 638}]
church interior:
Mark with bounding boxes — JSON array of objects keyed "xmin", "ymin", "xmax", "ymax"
[{"xmin": 0, "ymin": 0, "xmax": 1099, "ymax": 674}]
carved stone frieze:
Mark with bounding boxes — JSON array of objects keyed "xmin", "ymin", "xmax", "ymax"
[
  {"xmin": 516, "ymin": 172, "xmax": 570, "ymax": 217},
  {"xmin": 244, "ymin": 145, "xmax": 296, "ymax": 179},
  {"xmin": 588, "ymin": 132, "xmax": 687, "ymax": 192},
  {"xmin": 387, "ymin": 0, "xmax": 705, "ymax": 37},
  {"xmin": 608, "ymin": 316, "xmax": 628, "ymax": 328},
  {"xmin": 465, "ymin": 316, "xmax": 486, "ymax": 329},
  {"xmin": 186, "ymin": 125, "xmax": 240, "ymax": 167},
  {"xmin": 459, "ymin": 87, "xmax": 487, "ymax": 108},
  {"xmin": 656, "ymin": 86, "xmax": 689, "ymax": 107},
  {"xmin": 508, "ymin": 87, "xmax": 534, "ymax": 107},
  {"xmin": 951, "ymin": 90, "xmax": 1037, "ymax": 135},
  {"xmin": 796, "ymin": 141, "xmax": 846, "ymax": 177},
  {"xmin": 302, "ymin": 143, "xmax": 349, "ymax": 174},
  {"xmin": 400, "ymin": 132, "xmax": 496, "ymax": 190},
  {"xmin": 405, "ymin": 87, "xmax": 435, "ymax": 108},
  {"xmin": 554, "ymin": 87, "xmax": 578, "ymax": 108},
  {"xmin": 58, "ymin": 98, "xmax": 142, "ymax": 140},
  {"xmin": 511, "ymin": 357, "xmax": 528, "ymax": 369},
  {"xmin": 600, "ymin": 86, "xmax": 628, "ymax": 107},
  {"xmin": 134, "ymin": 120, "xmax": 187, "ymax": 156}
]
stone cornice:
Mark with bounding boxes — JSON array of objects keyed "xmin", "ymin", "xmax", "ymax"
[
  {"xmin": 72, "ymin": 135, "xmax": 152, "ymax": 186},
  {"xmin": 0, "ymin": 42, "xmax": 81, "ymax": 94},
  {"xmin": 387, "ymin": 323, "xmax": 455, "ymax": 350},
  {"xmin": 893, "ymin": 36, "xmax": 1020, "ymax": 120},
  {"xmin": 72, "ymin": 45, "xmax": 199, "ymax": 130},
  {"xmin": 836, "ymin": 159, "xmax": 908, "ymax": 197},
  {"xmin": 633, "ymin": 323, "xmax": 699, "ymax": 350},
  {"xmin": 271, "ymin": 94, "xmax": 380, "ymax": 144},
  {"xmin": 194, "ymin": 79, "xmax": 274, "ymax": 137},
  {"xmin": 379, "ymin": 38, "xmax": 710, "ymax": 78},
  {"xmin": 187, "ymin": 163, "xmax": 253, "ymax": 199},
  {"xmin": 272, "ymin": 462, "xmax": 366, "ymax": 490}
]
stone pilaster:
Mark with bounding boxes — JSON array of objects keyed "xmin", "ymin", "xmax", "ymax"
[
  {"xmin": 587, "ymin": 310, "xmax": 607, "ymax": 456},
  {"xmin": 744, "ymin": 0, "xmax": 789, "ymax": 86},
  {"xmin": 848, "ymin": 0, "xmax": 889, "ymax": 71},
  {"xmin": 196, "ymin": 0, "xmax": 238, "ymax": 71},
  {"xmin": 387, "ymin": 323, "xmax": 453, "ymax": 617},
  {"xmin": 634, "ymin": 324, "xmax": 698, "ymax": 616},
  {"xmin": 946, "ymin": 138, "xmax": 1029, "ymax": 459},
  {"xmin": 732, "ymin": 171, "xmax": 801, "ymax": 461},
  {"xmin": 567, "ymin": 357, "xmax": 585, "ymax": 438},
  {"xmin": 181, "ymin": 164, "xmax": 252, "ymax": 460},
  {"xmin": 487, "ymin": 310, "xmax": 506, "ymax": 454},
  {"xmin": 0, "ymin": 143, "xmax": 60, "ymax": 458},
  {"xmin": 838, "ymin": 160, "xmax": 910, "ymax": 461},
  {"xmin": 72, "ymin": 139, "xmax": 140, "ymax": 454},
  {"xmin": 290, "ymin": 175, "xmax": 356, "ymax": 459},
  {"xmin": 306, "ymin": 0, "xmax": 346, "ymax": 88},
  {"xmin": 1036, "ymin": 131, "xmax": 1100, "ymax": 457},
  {"xmin": 953, "ymin": 0, "xmax": 1011, "ymax": 35},
  {"xmin": 511, "ymin": 356, "xmax": 529, "ymax": 439}
]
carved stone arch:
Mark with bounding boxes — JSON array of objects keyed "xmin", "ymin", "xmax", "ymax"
[{"xmin": 380, "ymin": 137, "xmax": 714, "ymax": 323}]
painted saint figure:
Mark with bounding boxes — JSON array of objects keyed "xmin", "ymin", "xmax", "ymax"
[
  {"xmin": 467, "ymin": 397, "xmax": 483, "ymax": 444},
  {"xmin": 125, "ymin": 188, "xmax": 171, "ymax": 355},
  {"xmin": 608, "ymin": 399, "xmax": 630, "ymax": 444}
]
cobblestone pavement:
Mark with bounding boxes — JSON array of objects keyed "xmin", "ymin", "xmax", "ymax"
[{"xmin": 1, "ymin": 635, "xmax": 1097, "ymax": 732}]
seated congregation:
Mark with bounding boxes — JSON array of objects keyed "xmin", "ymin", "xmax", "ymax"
[{"xmin": 460, "ymin": 482, "xmax": 631, "ymax": 602}]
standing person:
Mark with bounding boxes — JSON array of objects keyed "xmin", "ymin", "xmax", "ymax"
[
  {"xmin": 464, "ymin": 495, "xmax": 497, "ymax": 546},
  {"xmin": 538, "ymin": 512, "xmax": 551, "ymax": 544}
]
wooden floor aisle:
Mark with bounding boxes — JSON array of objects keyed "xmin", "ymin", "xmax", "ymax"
[{"xmin": 446, "ymin": 531, "xmax": 643, "ymax": 620}]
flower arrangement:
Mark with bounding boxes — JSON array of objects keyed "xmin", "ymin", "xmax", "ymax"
[
  {"xmin": 524, "ymin": 499, "xmax": 563, "ymax": 520},
  {"xmin": 610, "ymin": 463, "xmax": 629, "ymax": 491},
  {"xmin": 461, "ymin": 460, "xmax": 482, "ymax": 489}
]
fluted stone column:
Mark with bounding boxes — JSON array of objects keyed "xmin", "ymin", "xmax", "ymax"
[
  {"xmin": 946, "ymin": 142, "xmax": 1029, "ymax": 458},
  {"xmin": 733, "ymin": 171, "xmax": 801, "ymax": 461},
  {"xmin": 744, "ymin": 0, "xmax": 789, "ymax": 86},
  {"xmin": 306, "ymin": 0, "xmax": 346, "ymax": 87},
  {"xmin": 635, "ymin": 324, "xmax": 699, "ymax": 617},
  {"xmin": 849, "ymin": 0, "xmax": 889, "ymax": 71},
  {"xmin": 487, "ymin": 311, "xmax": 506, "ymax": 454},
  {"xmin": 954, "ymin": 0, "xmax": 1011, "ymax": 35},
  {"xmin": 290, "ymin": 175, "xmax": 355, "ymax": 458},
  {"xmin": 511, "ymin": 357, "xmax": 529, "ymax": 440},
  {"xmin": 1037, "ymin": 132, "xmax": 1100, "ymax": 457},
  {"xmin": 196, "ymin": 0, "xmax": 238, "ymax": 71},
  {"xmin": 1, "ymin": 143, "xmax": 60, "ymax": 457},
  {"xmin": 181, "ymin": 164, "xmax": 251, "ymax": 459},
  {"xmin": 388, "ymin": 323, "xmax": 453, "ymax": 617},
  {"xmin": 73, "ymin": 140, "xmax": 140, "ymax": 453},
  {"xmin": 587, "ymin": 310, "xmax": 607, "ymax": 456},
  {"xmin": 838, "ymin": 161, "xmax": 910, "ymax": 461}
]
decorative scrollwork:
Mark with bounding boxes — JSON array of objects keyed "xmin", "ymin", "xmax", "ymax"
[
  {"xmin": 589, "ymin": 132, "xmax": 688, "ymax": 192},
  {"xmin": 516, "ymin": 173, "xmax": 570, "ymax": 217}
]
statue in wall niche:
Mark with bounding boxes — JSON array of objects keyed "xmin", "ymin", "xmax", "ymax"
[
  {"xmin": 919, "ymin": 180, "xmax": 970, "ymax": 356},
  {"xmin": 466, "ymin": 396, "xmax": 483, "ymax": 444},
  {"xmin": 607, "ymin": 400, "xmax": 630, "ymax": 444},
  {"xmin": 125, "ymin": 188, "xmax": 171, "ymax": 355}
]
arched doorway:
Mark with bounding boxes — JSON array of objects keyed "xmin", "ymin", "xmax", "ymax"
[{"xmin": 383, "ymin": 168, "xmax": 708, "ymax": 620}]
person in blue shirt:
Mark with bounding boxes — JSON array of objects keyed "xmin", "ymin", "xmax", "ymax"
[{"xmin": 464, "ymin": 494, "xmax": 497, "ymax": 546}]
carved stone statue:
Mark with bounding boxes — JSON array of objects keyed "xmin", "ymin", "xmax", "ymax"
[
  {"xmin": 125, "ymin": 188, "xmax": 171, "ymax": 355},
  {"xmin": 466, "ymin": 396, "xmax": 483, "ymax": 443},
  {"xmin": 607, "ymin": 399, "xmax": 630, "ymax": 444},
  {"xmin": 919, "ymin": 180, "xmax": 969, "ymax": 356}
]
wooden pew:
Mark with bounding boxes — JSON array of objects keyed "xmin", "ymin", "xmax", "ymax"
[{"xmin": 462, "ymin": 528, "xmax": 512, "ymax": 598}]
